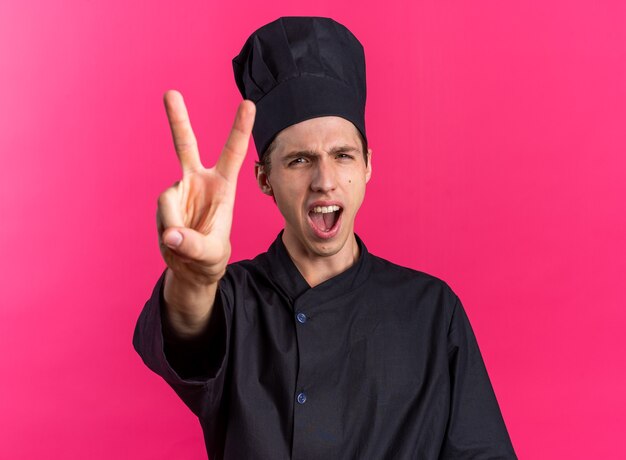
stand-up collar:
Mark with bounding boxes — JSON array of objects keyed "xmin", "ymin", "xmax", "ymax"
[{"xmin": 262, "ymin": 230, "xmax": 372, "ymax": 306}]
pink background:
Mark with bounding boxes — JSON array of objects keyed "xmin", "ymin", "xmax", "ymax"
[{"xmin": 1, "ymin": 0, "xmax": 625, "ymax": 458}]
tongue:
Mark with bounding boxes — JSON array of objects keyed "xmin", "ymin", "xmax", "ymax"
[
  {"xmin": 326, "ymin": 212, "xmax": 337, "ymax": 230},
  {"xmin": 311, "ymin": 211, "xmax": 338, "ymax": 232}
]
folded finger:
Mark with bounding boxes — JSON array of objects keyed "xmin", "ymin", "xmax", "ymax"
[{"xmin": 157, "ymin": 186, "xmax": 185, "ymax": 233}]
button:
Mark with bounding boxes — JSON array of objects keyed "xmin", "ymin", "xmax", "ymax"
[
  {"xmin": 297, "ymin": 392, "xmax": 307, "ymax": 404},
  {"xmin": 296, "ymin": 312, "xmax": 307, "ymax": 324}
]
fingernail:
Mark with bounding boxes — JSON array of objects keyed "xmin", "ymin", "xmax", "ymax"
[{"xmin": 165, "ymin": 231, "xmax": 183, "ymax": 248}]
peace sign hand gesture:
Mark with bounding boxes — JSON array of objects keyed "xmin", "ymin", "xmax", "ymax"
[{"xmin": 156, "ymin": 91, "xmax": 255, "ymax": 330}]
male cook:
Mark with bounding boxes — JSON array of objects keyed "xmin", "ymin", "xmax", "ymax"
[{"xmin": 134, "ymin": 16, "xmax": 516, "ymax": 459}]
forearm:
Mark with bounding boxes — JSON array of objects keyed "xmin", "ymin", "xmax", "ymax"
[{"xmin": 163, "ymin": 268, "xmax": 219, "ymax": 338}]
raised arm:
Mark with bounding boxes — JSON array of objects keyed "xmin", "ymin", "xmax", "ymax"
[{"xmin": 157, "ymin": 90, "xmax": 255, "ymax": 338}]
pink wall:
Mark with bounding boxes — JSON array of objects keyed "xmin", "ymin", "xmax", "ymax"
[{"xmin": 1, "ymin": 1, "xmax": 625, "ymax": 458}]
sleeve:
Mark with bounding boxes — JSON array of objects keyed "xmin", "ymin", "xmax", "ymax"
[
  {"xmin": 439, "ymin": 295, "xmax": 517, "ymax": 459},
  {"xmin": 132, "ymin": 269, "xmax": 233, "ymax": 420}
]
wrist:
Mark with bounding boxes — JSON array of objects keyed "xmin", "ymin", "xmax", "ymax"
[{"xmin": 164, "ymin": 269, "xmax": 219, "ymax": 316}]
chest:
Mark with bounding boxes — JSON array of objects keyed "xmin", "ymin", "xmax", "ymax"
[
  {"xmin": 229, "ymin": 284, "xmax": 450, "ymax": 392},
  {"xmin": 220, "ymin": 277, "xmax": 452, "ymax": 459}
]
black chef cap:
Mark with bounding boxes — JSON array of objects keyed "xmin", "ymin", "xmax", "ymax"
[{"xmin": 232, "ymin": 16, "xmax": 367, "ymax": 159}]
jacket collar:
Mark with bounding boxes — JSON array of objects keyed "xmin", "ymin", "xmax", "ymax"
[{"xmin": 262, "ymin": 230, "xmax": 373, "ymax": 306}]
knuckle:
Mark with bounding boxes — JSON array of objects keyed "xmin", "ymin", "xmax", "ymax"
[
  {"xmin": 157, "ymin": 192, "xmax": 169, "ymax": 207},
  {"xmin": 175, "ymin": 138, "xmax": 198, "ymax": 154},
  {"xmin": 222, "ymin": 144, "xmax": 246, "ymax": 163},
  {"xmin": 158, "ymin": 184, "xmax": 180, "ymax": 207}
]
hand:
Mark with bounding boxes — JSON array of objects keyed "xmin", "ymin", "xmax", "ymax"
[{"xmin": 157, "ymin": 90, "xmax": 256, "ymax": 287}]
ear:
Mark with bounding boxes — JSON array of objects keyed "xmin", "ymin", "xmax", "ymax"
[
  {"xmin": 255, "ymin": 163, "xmax": 273, "ymax": 196},
  {"xmin": 365, "ymin": 148, "xmax": 373, "ymax": 184}
]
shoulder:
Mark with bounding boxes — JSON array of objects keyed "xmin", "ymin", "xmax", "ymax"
[
  {"xmin": 367, "ymin": 252, "xmax": 460, "ymax": 317},
  {"xmin": 217, "ymin": 251, "xmax": 273, "ymax": 293},
  {"xmin": 369, "ymin": 253, "xmax": 455, "ymax": 293},
  {"xmin": 226, "ymin": 249, "xmax": 274, "ymax": 277}
]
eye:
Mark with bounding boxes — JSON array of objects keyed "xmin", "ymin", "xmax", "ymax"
[
  {"xmin": 288, "ymin": 157, "xmax": 308, "ymax": 167},
  {"xmin": 336, "ymin": 153, "xmax": 355, "ymax": 160}
]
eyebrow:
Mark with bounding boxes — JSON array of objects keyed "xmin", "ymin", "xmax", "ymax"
[{"xmin": 282, "ymin": 144, "xmax": 360, "ymax": 161}]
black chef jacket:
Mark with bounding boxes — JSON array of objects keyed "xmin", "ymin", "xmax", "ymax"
[{"xmin": 133, "ymin": 232, "xmax": 516, "ymax": 459}]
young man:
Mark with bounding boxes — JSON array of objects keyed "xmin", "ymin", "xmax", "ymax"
[{"xmin": 134, "ymin": 17, "xmax": 516, "ymax": 459}]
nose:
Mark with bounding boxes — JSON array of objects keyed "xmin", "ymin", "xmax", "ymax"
[{"xmin": 310, "ymin": 157, "xmax": 337, "ymax": 193}]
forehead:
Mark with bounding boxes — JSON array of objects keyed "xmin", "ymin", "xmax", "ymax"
[{"xmin": 272, "ymin": 116, "xmax": 362, "ymax": 155}]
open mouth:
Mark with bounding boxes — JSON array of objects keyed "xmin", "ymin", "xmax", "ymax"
[{"xmin": 308, "ymin": 205, "xmax": 343, "ymax": 238}]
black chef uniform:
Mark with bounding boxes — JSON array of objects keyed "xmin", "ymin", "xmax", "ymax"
[{"xmin": 133, "ymin": 232, "xmax": 516, "ymax": 459}]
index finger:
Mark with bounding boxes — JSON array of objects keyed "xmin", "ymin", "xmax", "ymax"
[
  {"xmin": 163, "ymin": 90, "xmax": 203, "ymax": 175},
  {"xmin": 215, "ymin": 100, "xmax": 256, "ymax": 181}
]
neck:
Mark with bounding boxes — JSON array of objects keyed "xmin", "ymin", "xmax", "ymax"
[{"xmin": 281, "ymin": 231, "xmax": 360, "ymax": 288}]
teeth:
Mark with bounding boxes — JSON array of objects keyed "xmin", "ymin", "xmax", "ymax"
[{"xmin": 312, "ymin": 205, "xmax": 340, "ymax": 213}]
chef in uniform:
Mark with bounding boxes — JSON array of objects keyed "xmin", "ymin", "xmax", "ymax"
[{"xmin": 134, "ymin": 16, "xmax": 516, "ymax": 459}]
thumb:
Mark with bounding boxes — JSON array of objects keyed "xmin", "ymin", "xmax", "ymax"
[
  {"xmin": 164, "ymin": 229, "xmax": 183, "ymax": 248},
  {"xmin": 162, "ymin": 227, "xmax": 208, "ymax": 261}
]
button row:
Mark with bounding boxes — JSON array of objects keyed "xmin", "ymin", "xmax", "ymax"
[{"xmin": 295, "ymin": 313, "xmax": 307, "ymax": 405}]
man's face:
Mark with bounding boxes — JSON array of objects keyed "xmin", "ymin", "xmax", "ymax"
[{"xmin": 256, "ymin": 116, "xmax": 372, "ymax": 259}]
